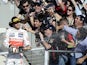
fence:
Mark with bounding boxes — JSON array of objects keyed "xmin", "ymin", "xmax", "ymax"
[
  {"xmin": 0, "ymin": 47, "xmax": 45, "ymax": 65},
  {"xmin": 0, "ymin": 49, "xmax": 82, "ymax": 65},
  {"xmin": 0, "ymin": 28, "xmax": 83, "ymax": 65}
]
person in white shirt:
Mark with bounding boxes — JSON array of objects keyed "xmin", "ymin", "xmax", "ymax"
[{"xmin": 3, "ymin": 16, "xmax": 31, "ymax": 65}]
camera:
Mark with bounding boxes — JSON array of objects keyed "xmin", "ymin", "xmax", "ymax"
[{"xmin": 35, "ymin": 32, "xmax": 40, "ymax": 39}]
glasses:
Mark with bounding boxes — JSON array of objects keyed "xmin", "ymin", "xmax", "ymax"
[
  {"xmin": 35, "ymin": 4, "xmax": 41, "ymax": 6},
  {"xmin": 67, "ymin": 9, "xmax": 72, "ymax": 11},
  {"xmin": 23, "ymin": 5, "xmax": 29, "ymax": 8}
]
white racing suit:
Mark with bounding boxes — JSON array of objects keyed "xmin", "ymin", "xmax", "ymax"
[{"xmin": 3, "ymin": 28, "xmax": 31, "ymax": 65}]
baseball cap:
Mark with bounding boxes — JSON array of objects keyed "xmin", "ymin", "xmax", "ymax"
[
  {"xmin": 77, "ymin": 15, "xmax": 85, "ymax": 23},
  {"xmin": 45, "ymin": 0, "xmax": 53, "ymax": 3},
  {"xmin": 45, "ymin": 3, "xmax": 54, "ymax": 10},
  {"xmin": 9, "ymin": 16, "xmax": 21, "ymax": 27},
  {"xmin": 33, "ymin": 1, "xmax": 42, "ymax": 6},
  {"xmin": 44, "ymin": 25, "xmax": 56, "ymax": 32}
]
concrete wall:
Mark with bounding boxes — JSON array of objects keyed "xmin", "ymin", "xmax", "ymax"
[{"xmin": 0, "ymin": 0, "xmax": 19, "ymax": 28}]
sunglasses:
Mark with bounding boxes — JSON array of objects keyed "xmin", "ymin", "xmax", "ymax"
[
  {"xmin": 67, "ymin": 9, "xmax": 72, "ymax": 11},
  {"xmin": 34, "ymin": 4, "xmax": 41, "ymax": 6},
  {"xmin": 23, "ymin": 5, "xmax": 29, "ymax": 8}
]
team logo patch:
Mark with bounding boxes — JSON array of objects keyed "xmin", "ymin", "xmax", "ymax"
[
  {"xmin": 9, "ymin": 33, "xmax": 15, "ymax": 37},
  {"xmin": 18, "ymin": 33, "xmax": 23, "ymax": 37}
]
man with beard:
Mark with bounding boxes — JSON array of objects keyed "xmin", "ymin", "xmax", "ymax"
[{"xmin": 61, "ymin": 25, "xmax": 87, "ymax": 65}]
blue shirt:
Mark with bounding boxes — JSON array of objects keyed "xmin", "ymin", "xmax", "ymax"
[{"xmin": 64, "ymin": 26, "xmax": 87, "ymax": 58}]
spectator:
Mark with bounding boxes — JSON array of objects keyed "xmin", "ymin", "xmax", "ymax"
[
  {"xmin": 44, "ymin": 3, "xmax": 62, "ymax": 27},
  {"xmin": 60, "ymin": 24, "xmax": 87, "ymax": 65},
  {"xmin": 55, "ymin": 0, "xmax": 67, "ymax": 16},
  {"xmin": 66, "ymin": 5, "xmax": 76, "ymax": 26},
  {"xmin": 57, "ymin": 18, "xmax": 76, "ymax": 65},
  {"xmin": 14, "ymin": 0, "xmax": 35, "ymax": 29},
  {"xmin": 70, "ymin": 0, "xmax": 83, "ymax": 15},
  {"xmin": 33, "ymin": 2, "xmax": 44, "ymax": 17},
  {"xmin": 23, "ymin": 16, "xmax": 46, "ymax": 47},
  {"xmin": 73, "ymin": 15, "xmax": 85, "ymax": 29},
  {"xmin": 83, "ymin": 1, "xmax": 87, "ymax": 24},
  {"xmin": 58, "ymin": 18, "xmax": 76, "ymax": 49},
  {"xmin": 39, "ymin": 24, "xmax": 68, "ymax": 65}
]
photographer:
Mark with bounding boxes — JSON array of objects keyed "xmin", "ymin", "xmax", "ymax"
[
  {"xmin": 39, "ymin": 24, "xmax": 69, "ymax": 65},
  {"xmin": 3, "ymin": 16, "xmax": 31, "ymax": 65}
]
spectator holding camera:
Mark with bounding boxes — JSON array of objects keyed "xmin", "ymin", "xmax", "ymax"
[{"xmin": 39, "ymin": 24, "xmax": 69, "ymax": 65}]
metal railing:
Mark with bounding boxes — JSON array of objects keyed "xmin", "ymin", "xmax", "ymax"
[
  {"xmin": 0, "ymin": 47, "xmax": 45, "ymax": 65},
  {"xmin": 45, "ymin": 50, "xmax": 83, "ymax": 65},
  {"xmin": 0, "ymin": 29, "xmax": 83, "ymax": 65},
  {"xmin": 0, "ymin": 48, "xmax": 83, "ymax": 65}
]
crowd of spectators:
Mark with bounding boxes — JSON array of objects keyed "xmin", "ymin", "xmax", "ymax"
[{"xmin": 6, "ymin": 0, "xmax": 87, "ymax": 65}]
